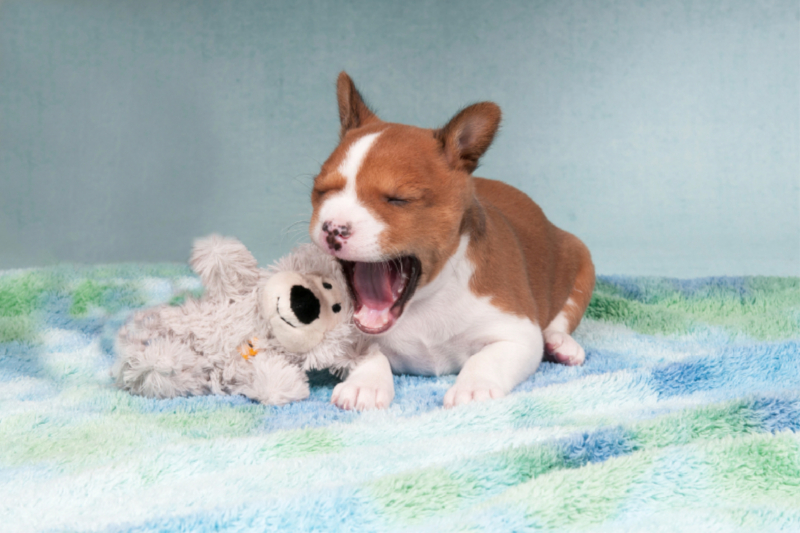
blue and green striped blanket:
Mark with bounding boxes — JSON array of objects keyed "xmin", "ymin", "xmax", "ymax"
[{"xmin": 1, "ymin": 265, "xmax": 798, "ymax": 532}]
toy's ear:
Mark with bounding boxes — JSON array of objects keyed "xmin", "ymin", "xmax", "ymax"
[{"xmin": 191, "ymin": 235, "xmax": 260, "ymax": 301}]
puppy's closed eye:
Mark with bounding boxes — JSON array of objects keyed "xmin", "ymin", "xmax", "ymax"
[{"xmin": 385, "ymin": 196, "xmax": 409, "ymax": 206}]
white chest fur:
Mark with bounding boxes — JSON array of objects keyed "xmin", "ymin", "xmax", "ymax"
[{"xmin": 370, "ymin": 236, "xmax": 542, "ymax": 376}]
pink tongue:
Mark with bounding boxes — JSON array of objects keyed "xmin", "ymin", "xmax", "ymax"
[
  {"xmin": 352, "ymin": 262, "xmax": 399, "ymax": 331},
  {"xmin": 352, "ymin": 262, "xmax": 395, "ymax": 310}
]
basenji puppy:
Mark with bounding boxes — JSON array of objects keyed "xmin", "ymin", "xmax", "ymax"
[{"xmin": 310, "ymin": 72, "xmax": 595, "ymax": 410}]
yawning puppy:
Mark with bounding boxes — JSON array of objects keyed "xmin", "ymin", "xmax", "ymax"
[{"xmin": 310, "ymin": 72, "xmax": 595, "ymax": 410}]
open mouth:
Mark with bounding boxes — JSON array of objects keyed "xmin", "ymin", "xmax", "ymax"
[{"xmin": 340, "ymin": 256, "xmax": 421, "ymax": 334}]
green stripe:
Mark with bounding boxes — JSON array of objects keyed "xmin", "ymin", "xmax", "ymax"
[
  {"xmin": 0, "ymin": 315, "xmax": 35, "ymax": 343},
  {"xmin": 0, "ymin": 392, "xmax": 264, "ymax": 468},
  {"xmin": 270, "ymin": 427, "xmax": 343, "ymax": 458},
  {"xmin": 69, "ymin": 279, "xmax": 146, "ymax": 316},
  {"xmin": 633, "ymin": 400, "xmax": 762, "ymax": 449},
  {"xmin": 708, "ymin": 433, "xmax": 800, "ymax": 507},
  {"xmin": 0, "ymin": 271, "xmax": 55, "ymax": 317},
  {"xmin": 369, "ymin": 466, "xmax": 481, "ymax": 523},
  {"xmin": 497, "ymin": 448, "xmax": 655, "ymax": 529},
  {"xmin": 588, "ymin": 277, "xmax": 800, "ymax": 340}
]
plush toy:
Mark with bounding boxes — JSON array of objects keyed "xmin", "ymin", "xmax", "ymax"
[{"xmin": 112, "ymin": 235, "xmax": 357, "ymax": 405}]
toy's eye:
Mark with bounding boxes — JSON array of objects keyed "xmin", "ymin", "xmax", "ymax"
[
  {"xmin": 322, "ymin": 282, "xmax": 332, "ymax": 290},
  {"xmin": 332, "ymin": 303, "xmax": 341, "ymax": 313}
]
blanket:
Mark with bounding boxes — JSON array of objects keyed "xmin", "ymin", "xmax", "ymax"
[{"xmin": 1, "ymin": 265, "xmax": 798, "ymax": 532}]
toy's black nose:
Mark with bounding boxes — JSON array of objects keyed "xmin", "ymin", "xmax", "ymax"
[{"xmin": 290, "ymin": 285, "xmax": 320, "ymax": 324}]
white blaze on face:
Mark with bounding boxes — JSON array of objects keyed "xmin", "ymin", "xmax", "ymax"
[{"xmin": 313, "ymin": 131, "xmax": 386, "ymax": 261}]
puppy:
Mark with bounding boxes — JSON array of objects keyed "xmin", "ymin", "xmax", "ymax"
[{"xmin": 309, "ymin": 72, "xmax": 595, "ymax": 410}]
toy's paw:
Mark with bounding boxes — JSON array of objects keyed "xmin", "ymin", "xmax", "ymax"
[
  {"xmin": 331, "ymin": 381, "xmax": 393, "ymax": 411},
  {"xmin": 247, "ymin": 356, "xmax": 310, "ymax": 405},
  {"xmin": 443, "ymin": 378, "xmax": 505, "ymax": 409},
  {"xmin": 544, "ymin": 331, "xmax": 585, "ymax": 366}
]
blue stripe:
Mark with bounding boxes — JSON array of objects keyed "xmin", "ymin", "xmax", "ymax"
[
  {"xmin": 652, "ymin": 342, "xmax": 800, "ymax": 399},
  {"xmin": 750, "ymin": 396, "xmax": 800, "ymax": 433},
  {"xmin": 559, "ymin": 426, "xmax": 637, "ymax": 468},
  {"xmin": 103, "ymin": 489, "xmax": 382, "ymax": 533}
]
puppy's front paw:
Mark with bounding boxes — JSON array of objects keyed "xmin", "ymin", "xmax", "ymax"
[
  {"xmin": 331, "ymin": 381, "xmax": 393, "ymax": 411},
  {"xmin": 443, "ymin": 379, "xmax": 505, "ymax": 409},
  {"xmin": 544, "ymin": 331, "xmax": 585, "ymax": 366},
  {"xmin": 330, "ymin": 350, "xmax": 395, "ymax": 411}
]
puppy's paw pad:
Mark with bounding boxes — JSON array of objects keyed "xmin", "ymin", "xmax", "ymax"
[
  {"xmin": 331, "ymin": 382, "xmax": 392, "ymax": 411},
  {"xmin": 443, "ymin": 381, "xmax": 504, "ymax": 409},
  {"xmin": 545, "ymin": 331, "xmax": 585, "ymax": 366}
]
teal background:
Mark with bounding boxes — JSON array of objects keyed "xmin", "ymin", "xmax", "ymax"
[{"xmin": 1, "ymin": 0, "xmax": 798, "ymax": 276}]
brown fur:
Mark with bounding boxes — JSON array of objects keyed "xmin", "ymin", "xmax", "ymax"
[
  {"xmin": 336, "ymin": 73, "xmax": 381, "ymax": 138},
  {"xmin": 312, "ymin": 123, "xmax": 473, "ymax": 286},
  {"xmin": 311, "ymin": 72, "xmax": 595, "ymax": 332},
  {"xmin": 467, "ymin": 179, "xmax": 595, "ymax": 331}
]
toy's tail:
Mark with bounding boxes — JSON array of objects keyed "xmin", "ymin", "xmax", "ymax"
[{"xmin": 190, "ymin": 234, "xmax": 260, "ymax": 301}]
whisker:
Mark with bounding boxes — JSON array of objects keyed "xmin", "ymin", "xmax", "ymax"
[
  {"xmin": 281, "ymin": 220, "xmax": 310, "ymax": 234},
  {"xmin": 290, "ymin": 172, "xmax": 319, "ymax": 191}
]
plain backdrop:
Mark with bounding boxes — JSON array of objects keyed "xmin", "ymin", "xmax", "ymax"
[{"xmin": 1, "ymin": 0, "xmax": 798, "ymax": 276}]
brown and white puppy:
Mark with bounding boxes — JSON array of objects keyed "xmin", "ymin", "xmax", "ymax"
[{"xmin": 309, "ymin": 72, "xmax": 595, "ymax": 410}]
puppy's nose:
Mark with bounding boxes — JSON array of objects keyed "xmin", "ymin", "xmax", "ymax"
[{"xmin": 322, "ymin": 221, "xmax": 351, "ymax": 252}]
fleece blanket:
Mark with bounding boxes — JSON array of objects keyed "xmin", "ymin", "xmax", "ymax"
[{"xmin": 1, "ymin": 265, "xmax": 798, "ymax": 533}]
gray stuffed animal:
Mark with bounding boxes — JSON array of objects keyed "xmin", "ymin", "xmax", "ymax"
[{"xmin": 112, "ymin": 235, "xmax": 357, "ymax": 405}]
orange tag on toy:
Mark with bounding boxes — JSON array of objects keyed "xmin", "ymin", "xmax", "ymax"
[{"xmin": 240, "ymin": 338, "xmax": 259, "ymax": 360}]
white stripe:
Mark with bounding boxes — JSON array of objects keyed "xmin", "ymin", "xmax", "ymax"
[
  {"xmin": 313, "ymin": 131, "xmax": 386, "ymax": 261},
  {"xmin": 337, "ymin": 132, "xmax": 382, "ymax": 191}
]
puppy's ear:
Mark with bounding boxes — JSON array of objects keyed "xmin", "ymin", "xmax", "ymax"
[
  {"xmin": 435, "ymin": 102, "xmax": 501, "ymax": 174},
  {"xmin": 337, "ymin": 71, "xmax": 380, "ymax": 138}
]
